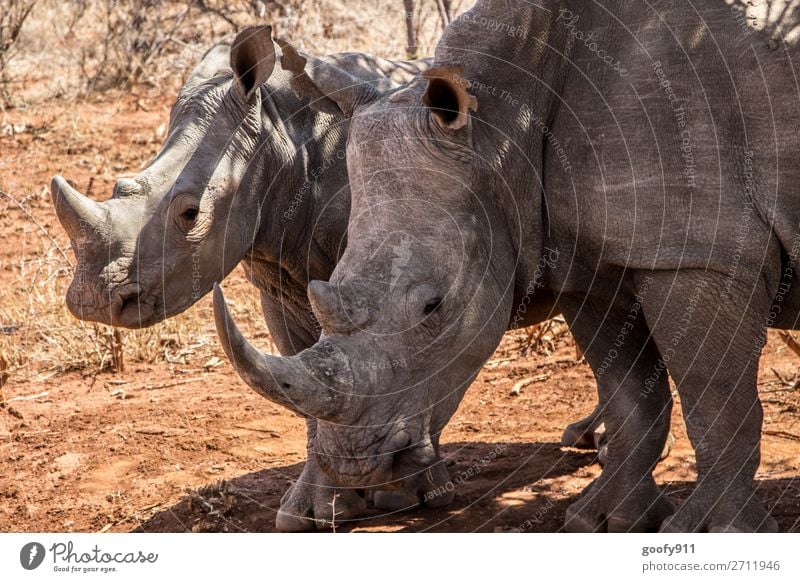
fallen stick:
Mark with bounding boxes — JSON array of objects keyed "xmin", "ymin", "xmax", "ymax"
[
  {"xmin": 779, "ymin": 331, "xmax": 800, "ymax": 360},
  {"xmin": 6, "ymin": 391, "xmax": 49, "ymax": 402},
  {"xmin": 510, "ymin": 373, "xmax": 551, "ymax": 396},
  {"xmin": 129, "ymin": 377, "xmax": 207, "ymax": 391},
  {"xmin": 764, "ymin": 429, "xmax": 800, "ymax": 442},
  {"xmin": 233, "ymin": 425, "xmax": 281, "ymax": 437}
]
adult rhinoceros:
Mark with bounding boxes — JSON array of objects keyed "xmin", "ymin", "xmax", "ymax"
[
  {"xmin": 50, "ymin": 26, "xmax": 444, "ymax": 531},
  {"xmin": 214, "ymin": 1, "xmax": 800, "ymax": 532}
]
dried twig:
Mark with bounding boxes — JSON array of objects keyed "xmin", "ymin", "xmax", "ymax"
[
  {"xmin": 779, "ymin": 331, "xmax": 800, "ymax": 360},
  {"xmin": 402, "ymin": 0, "xmax": 418, "ymax": 59},
  {"xmin": 110, "ymin": 328, "xmax": 124, "ymax": 373},
  {"xmin": 0, "ymin": 189, "xmax": 73, "ymax": 267},
  {"xmin": 233, "ymin": 425, "xmax": 281, "ymax": 437},
  {"xmin": 510, "ymin": 373, "xmax": 551, "ymax": 396},
  {"xmin": 764, "ymin": 429, "xmax": 800, "ymax": 442},
  {"xmin": 435, "ymin": 0, "xmax": 451, "ymax": 30}
]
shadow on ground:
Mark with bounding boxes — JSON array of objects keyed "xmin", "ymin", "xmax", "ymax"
[{"xmin": 135, "ymin": 441, "xmax": 800, "ymax": 533}]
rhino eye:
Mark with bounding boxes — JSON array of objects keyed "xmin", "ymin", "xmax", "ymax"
[
  {"xmin": 423, "ymin": 297, "xmax": 443, "ymax": 316},
  {"xmin": 181, "ymin": 207, "xmax": 199, "ymax": 221}
]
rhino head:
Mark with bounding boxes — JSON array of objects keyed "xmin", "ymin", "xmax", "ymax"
[
  {"xmin": 214, "ymin": 42, "xmax": 515, "ymax": 488},
  {"xmin": 51, "ymin": 26, "xmax": 285, "ymax": 328}
]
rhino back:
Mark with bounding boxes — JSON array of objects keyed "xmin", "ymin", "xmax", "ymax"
[{"xmin": 540, "ymin": 2, "xmax": 800, "ymax": 299}]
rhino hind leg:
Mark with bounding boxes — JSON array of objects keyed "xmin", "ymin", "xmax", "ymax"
[
  {"xmin": 640, "ymin": 270, "xmax": 778, "ymax": 533},
  {"xmin": 560, "ymin": 292, "xmax": 675, "ymax": 533},
  {"xmin": 561, "ymin": 403, "xmax": 604, "ymax": 449},
  {"xmin": 563, "ymin": 401, "xmax": 676, "ymax": 467},
  {"xmin": 276, "ymin": 454, "xmax": 367, "ymax": 532}
]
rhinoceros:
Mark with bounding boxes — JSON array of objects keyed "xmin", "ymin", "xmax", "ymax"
[
  {"xmin": 50, "ymin": 26, "xmax": 442, "ymax": 531},
  {"xmin": 213, "ymin": 1, "xmax": 800, "ymax": 532}
]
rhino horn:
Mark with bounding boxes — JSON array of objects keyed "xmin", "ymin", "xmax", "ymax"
[
  {"xmin": 308, "ymin": 280, "xmax": 343, "ymax": 327},
  {"xmin": 50, "ymin": 175, "xmax": 106, "ymax": 239},
  {"xmin": 213, "ymin": 284, "xmax": 353, "ymax": 421},
  {"xmin": 308, "ymin": 280, "xmax": 370, "ymax": 333}
]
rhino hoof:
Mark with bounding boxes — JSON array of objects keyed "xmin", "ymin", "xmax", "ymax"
[
  {"xmin": 561, "ymin": 412, "xmax": 603, "ymax": 449},
  {"xmin": 595, "ymin": 430, "xmax": 675, "ymax": 467},
  {"xmin": 660, "ymin": 494, "xmax": 778, "ymax": 533},
  {"xmin": 275, "ymin": 465, "xmax": 367, "ymax": 532},
  {"xmin": 565, "ymin": 477, "xmax": 674, "ymax": 533}
]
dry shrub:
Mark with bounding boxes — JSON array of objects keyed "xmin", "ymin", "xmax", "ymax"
[
  {"xmin": 5, "ymin": 0, "xmax": 468, "ymax": 103},
  {"xmin": 0, "ymin": 0, "xmax": 39, "ymax": 106}
]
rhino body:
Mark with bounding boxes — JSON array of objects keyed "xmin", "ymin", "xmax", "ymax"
[{"xmin": 215, "ymin": 2, "xmax": 800, "ymax": 532}]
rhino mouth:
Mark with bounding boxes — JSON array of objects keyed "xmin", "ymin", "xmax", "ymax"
[
  {"xmin": 65, "ymin": 281, "xmax": 162, "ymax": 329},
  {"xmin": 310, "ymin": 422, "xmax": 438, "ymax": 489},
  {"xmin": 108, "ymin": 283, "xmax": 159, "ymax": 328}
]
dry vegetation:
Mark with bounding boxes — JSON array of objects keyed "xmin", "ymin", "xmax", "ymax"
[{"xmin": 0, "ymin": 0, "xmax": 472, "ymax": 384}]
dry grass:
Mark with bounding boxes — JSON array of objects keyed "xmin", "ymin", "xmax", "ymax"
[
  {"xmin": 0, "ymin": 187, "xmax": 231, "ymax": 380},
  {"xmin": 4, "ymin": 0, "xmax": 468, "ymax": 104}
]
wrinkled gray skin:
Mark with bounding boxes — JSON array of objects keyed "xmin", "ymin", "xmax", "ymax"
[
  {"xmin": 215, "ymin": 1, "xmax": 800, "ymax": 532},
  {"xmin": 51, "ymin": 25, "xmax": 605, "ymax": 530},
  {"xmin": 50, "ymin": 26, "xmax": 450, "ymax": 531}
]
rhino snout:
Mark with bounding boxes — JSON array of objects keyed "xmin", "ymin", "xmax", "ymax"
[{"xmin": 108, "ymin": 283, "xmax": 155, "ymax": 328}]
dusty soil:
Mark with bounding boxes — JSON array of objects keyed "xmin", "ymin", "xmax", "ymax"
[{"xmin": 1, "ymin": 92, "xmax": 799, "ymax": 534}]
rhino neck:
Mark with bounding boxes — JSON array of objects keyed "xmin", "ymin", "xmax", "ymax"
[
  {"xmin": 247, "ymin": 70, "xmax": 351, "ymax": 294},
  {"xmin": 432, "ymin": 0, "xmax": 576, "ymax": 315}
]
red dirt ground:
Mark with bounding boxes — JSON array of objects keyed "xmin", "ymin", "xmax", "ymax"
[{"xmin": 1, "ymin": 91, "xmax": 799, "ymax": 533}]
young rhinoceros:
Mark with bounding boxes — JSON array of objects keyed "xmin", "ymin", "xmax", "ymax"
[
  {"xmin": 215, "ymin": 0, "xmax": 800, "ymax": 533},
  {"xmin": 50, "ymin": 26, "xmax": 439, "ymax": 531}
]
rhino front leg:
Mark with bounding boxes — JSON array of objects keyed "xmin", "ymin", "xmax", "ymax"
[
  {"xmin": 277, "ymin": 440, "xmax": 367, "ymax": 531},
  {"xmin": 641, "ymin": 270, "xmax": 778, "ymax": 533},
  {"xmin": 373, "ymin": 435, "xmax": 454, "ymax": 511},
  {"xmin": 560, "ymin": 291, "xmax": 675, "ymax": 532}
]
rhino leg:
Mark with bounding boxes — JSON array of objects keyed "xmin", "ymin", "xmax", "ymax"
[
  {"xmin": 276, "ymin": 451, "xmax": 367, "ymax": 532},
  {"xmin": 373, "ymin": 434, "xmax": 454, "ymax": 511},
  {"xmin": 640, "ymin": 271, "xmax": 778, "ymax": 533},
  {"xmin": 565, "ymin": 409, "xmax": 676, "ymax": 467},
  {"xmin": 560, "ymin": 293, "xmax": 675, "ymax": 532},
  {"xmin": 561, "ymin": 403, "xmax": 604, "ymax": 449}
]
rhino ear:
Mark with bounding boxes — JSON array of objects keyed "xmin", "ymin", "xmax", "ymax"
[
  {"xmin": 276, "ymin": 37, "xmax": 380, "ymax": 117},
  {"xmin": 231, "ymin": 25, "xmax": 276, "ymax": 101},
  {"xmin": 422, "ymin": 67, "xmax": 478, "ymax": 131}
]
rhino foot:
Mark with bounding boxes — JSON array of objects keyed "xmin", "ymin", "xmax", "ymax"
[
  {"xmin": 564, "ymin": 476, "xmax": 674, "ymax": 533},
  {"xmin": 373, "ymin": 461, "xmax": 455, "ymax": 511},
  {"xmin": 276, "ymin": 460, "xmax": 366, "ymax": 532},
  {"xmin": 660, "ymin": 488, "xmax": 778, "ymax": 533}
]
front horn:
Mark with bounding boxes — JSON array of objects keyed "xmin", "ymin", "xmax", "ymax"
[
  {"xmin": 50, "ymin": 175, "xmax": 107, "ymax": 239},
  {"xmin": 213, "ymin": 284, "xmax": 353, "ymax": 421}
]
